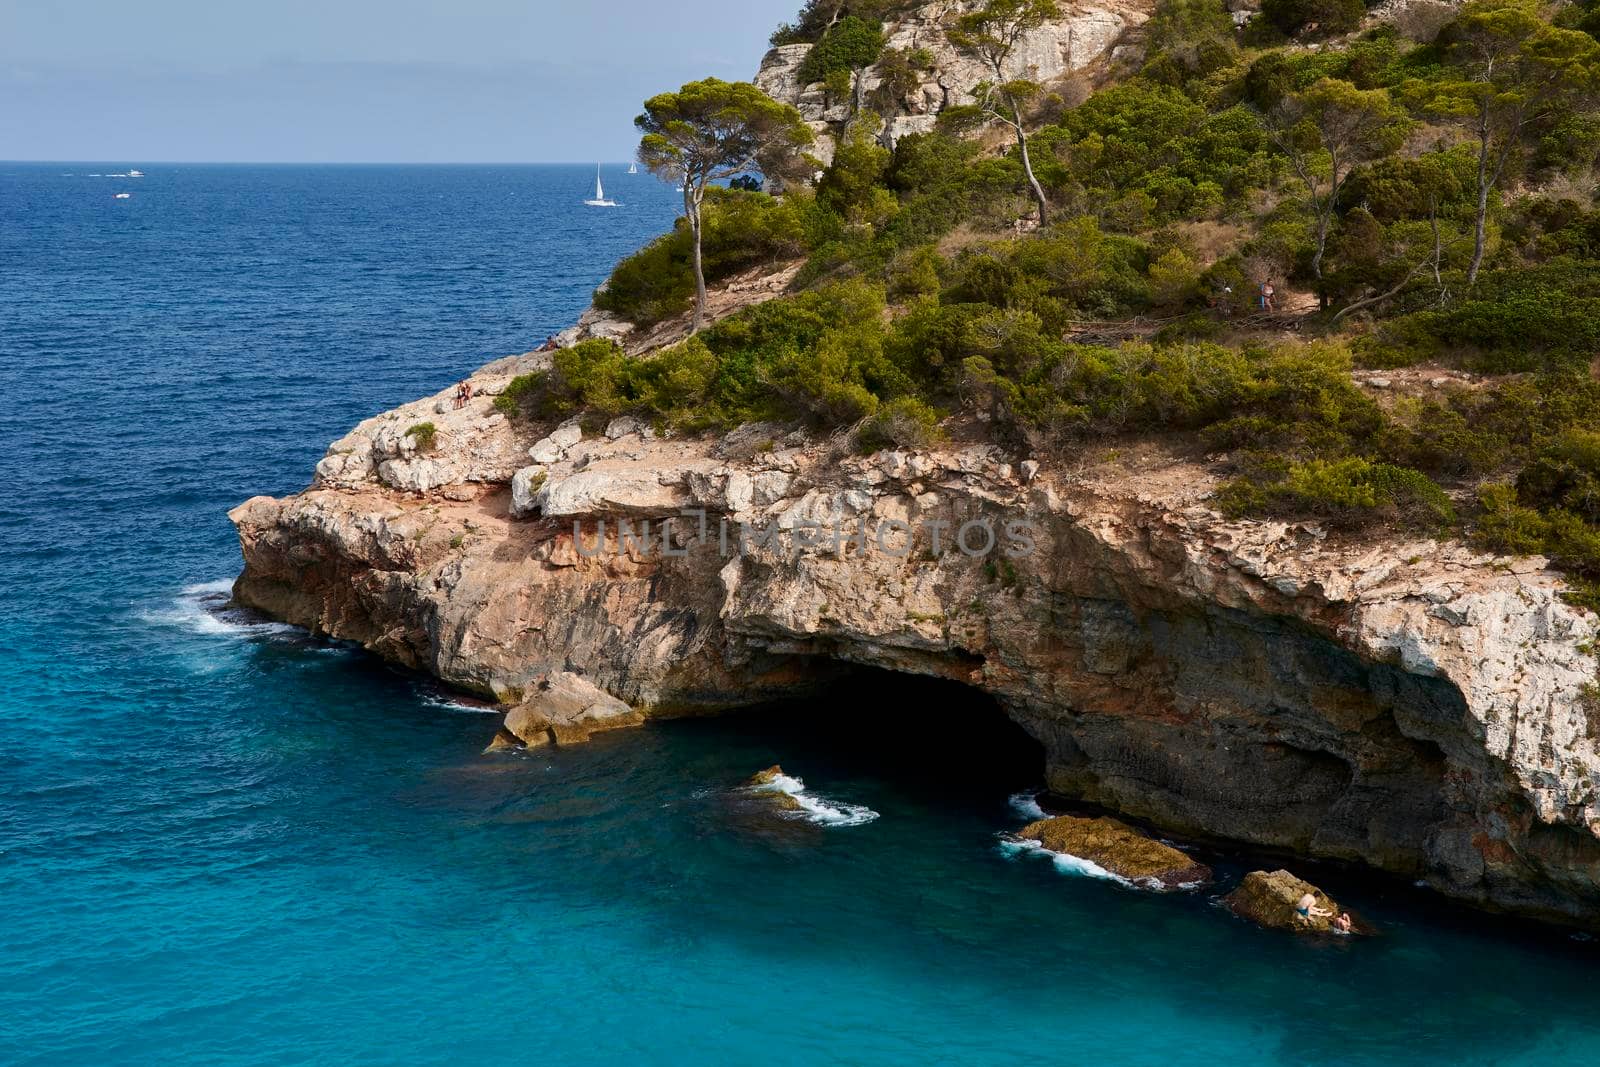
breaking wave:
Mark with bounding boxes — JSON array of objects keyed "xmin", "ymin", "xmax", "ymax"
[
  {"xmin": 139, "ymin": 579, "xmax": 300, "ymax": 639},
  {"xmin": 998, "ymin": 835, "xmax": 1135, "ymax": 887},
  {"xmin": 1008, "ymin": 791, "xmax": 1047, "ymax": 820},
  {"xmin": 747, "ymin": 771, "xmax": 879, "ymax": 827}
]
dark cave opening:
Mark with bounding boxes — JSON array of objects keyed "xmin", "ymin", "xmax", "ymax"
[{"xmin": 703, "ymin": 663, "xmax": 1048, "ymax": 805}]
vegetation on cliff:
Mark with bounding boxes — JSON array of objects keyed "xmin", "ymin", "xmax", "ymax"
[{"xmin": 501, "ymin": 0, "xmax": 1600, "ymax": 599}]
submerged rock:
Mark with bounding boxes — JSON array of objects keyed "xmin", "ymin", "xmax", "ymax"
[
  {"xmin": 1017, "ymin": 815, "xmax": 1211, "ymax": 889},
  {"xmin": 1225, "ymin": 870, "xmax": 1353, "ymax": 934}
]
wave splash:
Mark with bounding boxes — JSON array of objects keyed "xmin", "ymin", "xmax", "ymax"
[
  {"xmin": 1008, "ymin": 791, "xmax": 1047, "ymax": 820},
  {"xmin": 998, "ymin": 835, "xmax": 1136, "ymax": 887},
  {"xmin": 139, "ymin": 579, "xmax": 300, "ymax": 639},
  {"xmin": 747, "ymin": 771, "xmax": 879, "ymax": 827}
]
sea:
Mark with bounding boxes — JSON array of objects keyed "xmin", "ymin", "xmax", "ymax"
[{"xmin": 2, "ymin": 162, "xmax": 1597, "ymax": 1066}]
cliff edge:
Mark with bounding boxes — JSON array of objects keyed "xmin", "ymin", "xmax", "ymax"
[{"xmin": 231, "ymin": 337, "xmax": 1600, "ymax": 927}]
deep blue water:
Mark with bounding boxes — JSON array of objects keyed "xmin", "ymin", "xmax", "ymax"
[{"xmin": 3, "ymin": 162, "xmax": 1598, "ymax": 1066}]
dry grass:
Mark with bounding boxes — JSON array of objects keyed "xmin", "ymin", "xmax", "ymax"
[{"xmin": 1172, "ymin": 220, "xmax": 1247, "ymax": 266}]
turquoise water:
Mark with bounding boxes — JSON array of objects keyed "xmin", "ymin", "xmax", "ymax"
[{"xmin": 3, "ymin": 162, "xmax": 1597, "ymax": 1066}]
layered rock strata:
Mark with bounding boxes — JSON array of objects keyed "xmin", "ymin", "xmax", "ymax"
[{"xmin": 232, "ymin": 352, "xmax": 1600, "ymax": 927}]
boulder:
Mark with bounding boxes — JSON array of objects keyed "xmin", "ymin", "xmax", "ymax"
[
  {"xmin": 509, "ymin": 465, "xmax": 548, "ymax": 518},
  {"xmin": 482, "ymin": 728, "xmax": 521, "ymax": 754},
  {"xmin": 1225, "ymin": 870, "xmax": 1351, "ymax": 933},
  {"xmin": 1017, "ymin": 815, "xmax": 1211, "ymax": 889},
  {"xmin": 529, "ymin": 420, "xmax": 583, "ymax": 464},
  {"xmin": 500, "ymin": 671, "xmax": 643, "ymax": 747}
]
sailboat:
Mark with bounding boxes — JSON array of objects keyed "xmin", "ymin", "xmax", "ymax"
[
  {"xmin": 583, "ymin": 165, "xmax": 617, "ymax": 207},
  {"xmin": 627, "ymin": 162, "xmax": 638, "ymax": 175}
]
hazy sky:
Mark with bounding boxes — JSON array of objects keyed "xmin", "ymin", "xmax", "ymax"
[{"xmin": 2, "ymin": 0, "xmax": 801, "ymax": 162}]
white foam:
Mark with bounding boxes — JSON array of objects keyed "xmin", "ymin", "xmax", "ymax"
[
  {"xmin": 1000, "ymin": 835, "xmax": 1137, "ymax": 888},
  {"xmin": 139, "ymin": 580, "xmax": 299, "ymax": 639},
  {"xmin": 1008, "ymin": 791, "xmax": 1047, "ymax": 820},
  {"xmin": 748, "ymin": 772, "xmax": 879, "ymax": 827},
  {"xmin": 420, "ymin": 693, "xmax": 500, "ymax": 715}
]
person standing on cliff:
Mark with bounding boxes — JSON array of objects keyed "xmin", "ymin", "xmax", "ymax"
[{"xmin": 1261, "ymin": 280, "xmax": 1276, "ymax": 312}]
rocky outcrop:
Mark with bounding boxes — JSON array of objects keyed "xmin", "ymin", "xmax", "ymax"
[
  {"xmin": 231, "ymin": 373, "xmax": 1600, "ymax": 928},
  {"xmin": 1016, "ymin": 814, "xmax": 1211, "ymax": 888},
  {"xmin": 755, "ymin": 1, "xmax": 1151, "ymax": 161},
  {"xmin": 502, "ymin": 671, "xmax": 644, "ymax": 747},
  {"xmin": 1226, "ymin": 869, "xmax": 1351, "ymax": 934}
]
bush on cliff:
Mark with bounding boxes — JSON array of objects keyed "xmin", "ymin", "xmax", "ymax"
[{"xmin": 595, "ymin": 189, "xmax": 814, "ymax": 326}]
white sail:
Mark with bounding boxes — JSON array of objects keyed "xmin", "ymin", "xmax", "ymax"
[{"xmin": 585, "ymin": 165, "xmax": 617, "ymax": 207}]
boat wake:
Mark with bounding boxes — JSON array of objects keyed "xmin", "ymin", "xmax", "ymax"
[
  {"xmin": 139, "ymin": 579, "xmax": 300, "ymax": 639},
  {"xmin": 746, "ymin": 771, "xmax": 879, "ymax": 827}
]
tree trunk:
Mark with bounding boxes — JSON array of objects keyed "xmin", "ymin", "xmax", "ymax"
[
  {"xmin": 1013, "ymin": 103, "xmax": 1048, "ymax": 227},
  {"xmin": 1468, "ymin": 124, "xmax": 1492, "ymax": 287},
  {"xmin": 687, "ymin": 182, "xmax": 707, "ymax": 334},
  {"xmin": 1312, "ymin": 210, "xmax": 1329, "ymax": 310}
]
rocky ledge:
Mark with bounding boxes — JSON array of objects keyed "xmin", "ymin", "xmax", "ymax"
[{"xmin": 231, "ymin": 336, "xmax": 1600, "ymax": 929}]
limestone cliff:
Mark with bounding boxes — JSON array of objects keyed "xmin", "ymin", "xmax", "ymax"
[
  {"xmin": 228, "ymin": 0, "xmax": 1600, "ymax": 929},
  {"xmin": 232, "ymin": 337, "xmax": 1600, "ymax": 928},
  {"xmin": 754, "ymin": 0, "xmax": 1152, "ymax": 164}
]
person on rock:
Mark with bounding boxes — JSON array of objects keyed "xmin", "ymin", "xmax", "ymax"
[
  {"xmin": 1332, "ymin": 912, "xmax": 1353, "ymax": 934},
  {"xmin": 1295, "ymin": 892, "xmax": 1331, "ymax": 925}
]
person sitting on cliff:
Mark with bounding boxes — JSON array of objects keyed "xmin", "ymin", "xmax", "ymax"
[
  {"xmin": 1295, "ymin": 892, "xmax": 1331, "ymax": 924},
  {"xmin": 1332, "ymin": 912, "xmax": 1353, "ymax": 935}
]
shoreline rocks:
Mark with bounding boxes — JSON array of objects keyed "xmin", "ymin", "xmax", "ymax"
[{"xmin": 1016, "ymin": 815, "xmax": 1212, "ymax": 889}]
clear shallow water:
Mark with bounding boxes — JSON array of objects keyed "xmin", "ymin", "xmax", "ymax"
[{"xmin": 2, "ymin": 162, "xmax": 1598, "ymax": 1066}]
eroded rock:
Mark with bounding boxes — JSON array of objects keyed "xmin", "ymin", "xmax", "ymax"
[
  {"xmin": 501, "ymin": 672, "xmax": 644, "ymax": 747},
  {"xmin": 1017, "ymin": 815, "xmax": 1211, "ymax": 889}
]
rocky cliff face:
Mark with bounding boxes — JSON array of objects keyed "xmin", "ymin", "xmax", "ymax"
[
  {"xmin": 754, "ymin": 1, "xmax": 1151, "ymax": 164},
  {"xmin": 232, "ymin": 340, "xmax": 1600, "ymax": 928}
]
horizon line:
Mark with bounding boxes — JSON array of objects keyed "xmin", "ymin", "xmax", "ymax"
[{"xmin": 3, "ymin": 159, "xmax": 647, "ymax": 166}]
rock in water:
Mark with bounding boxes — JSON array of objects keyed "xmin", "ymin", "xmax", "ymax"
[
  {"xmin": 1017, "ymin": 815, "xmax": 1211, "ymax": 889},
  {"xmin": 743, "ymin": 765, "xmax": 803, "ymax": 811},
  {"xmin": 481, "ymin": 728, "xmax": 521, "ymax": 754},
  {"xmin": 747, "ymin": 765, "xmax": 787, "ymax": 786},
  {"xmin": 500, "ymin": 671, "xmax": 643, "ymax": 748},
  {"xmin": 1225, "ymin": 870, "xmax": 1351, "ymax": 933}
]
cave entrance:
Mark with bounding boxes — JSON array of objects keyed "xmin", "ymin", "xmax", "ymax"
[{"xmin": 711, "ymin": 664, "xmax": 1047, "ymax": 807}]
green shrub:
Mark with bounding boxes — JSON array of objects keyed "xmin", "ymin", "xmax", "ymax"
[
  {"xmin": 595, "ymin": 190, "xmax": 812, "ymax": 325},
  {"xmin": 1148, "ymin": 247, "xmax": 1203, "ymax": 309},
  {"xmin": 856, "ymin": 396, "xmax": 943, "ymax": 452},
  {"xmin": 1220, "ymin": 457, "xmax": 1455, "ymax": 525},
  {"xmin": 1364, "ymin": 288, "xmax": 1600, "ymax": 373},
  {"xmin": 407, "ymin": 421, "xmax": 438, "ymax": 451},
  {"xmin": 886, "ymin": 245, "xmax": 944, "ymax": 300},
  {"xmin": 1258, "ymin": 0, "xmax": 1365, "ymax": 39},
  {"xmin": 796, "ymin": 15, "xmax": 885, "ymax": 85}
]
